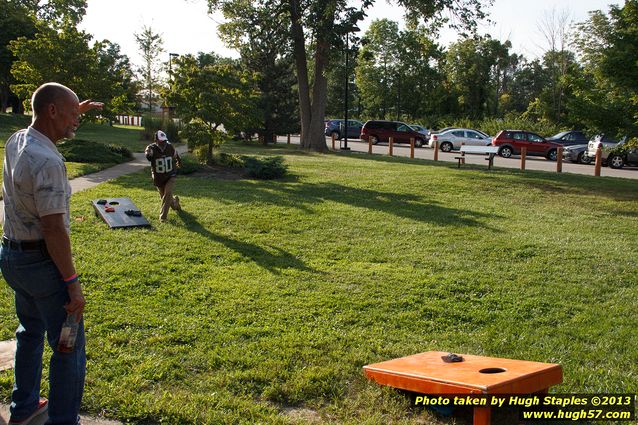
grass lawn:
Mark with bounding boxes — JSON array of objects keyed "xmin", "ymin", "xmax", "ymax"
[
  {"xmin": 0, "ymin": 113, "xmax": 147, "ymax": 189},
  {"xmin": 0, "ymin": 143, "xmax": 636, "ymax": 424}
]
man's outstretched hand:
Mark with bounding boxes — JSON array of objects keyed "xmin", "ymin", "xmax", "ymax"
[{"xmin": 79, "ymin": 100, "xmax": 104, "ymax": 114}]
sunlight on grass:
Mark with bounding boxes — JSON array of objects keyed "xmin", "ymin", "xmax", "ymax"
[{"xmin": 0, "ymin": 143, "xmax": 636, "ymax": 424}]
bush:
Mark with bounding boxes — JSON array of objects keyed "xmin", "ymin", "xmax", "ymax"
[
  {"xmin": 142, "ymin": 114, "xmax": 162, "ymax": 140},
  {"xmin": 180, "ymin": 119, "xmax": 229, "ymax": 163},
  {"xmin": 107, "ymin": 144, "xmax": 133, "ymax": 160},
  {"xmin": 142, "ymin": 113, "xmax": 181, "ymax": 143},
  {"xmin": 213, "ymin": 152, "xmax": 245, "ymax": 168},
  {"xmin": 177, "ymin": 154, "xmax": 203, "ymax": 175},
  {"xmin": 243, "ymin": 156, "xmax": 288, "ymax": 179},
  {"xmin": 58, "ymin": 140, "xmax": 132, "ymax": 163},
  {"xmin": 442, "ymin": 113, "xmax": 562, "ymax": 137}
]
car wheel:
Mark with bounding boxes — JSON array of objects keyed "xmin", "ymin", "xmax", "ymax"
[
  {"xmin": 499, "ymin": 146, "xmax": 513, "ymax": 158},
  {"xmin": 330, "ymin": 131, "xmax": 340, "ymax": 140},
  {"xmin": 370, "ymin": 135, "xmax": 379, "ymax": 145},
  {"xmin": 547, "ymin": 149, "xmax": 557, "ymax": 161},
  {"xmin": 415, "ymin": 138, "xmax": 424, "ymax": 148},
  {"xmin": 440, "ymin": 141, "xmax": 453, "ymax": 152},
  {"xmin": 579, "ymin": 152, "xmax": 593, "ymax": 165},
  {"xmin": 608, "ymin": 154, "xmax": 624, "ymax": 169}
]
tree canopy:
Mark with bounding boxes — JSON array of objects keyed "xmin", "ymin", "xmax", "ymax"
[{"xmin": 209, "ymin": 0, "xmax": 491, "ymax": 151}]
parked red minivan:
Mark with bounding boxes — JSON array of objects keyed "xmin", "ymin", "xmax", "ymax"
[
  {"xmin": 492, "ymin": 130, "xmax": 561, "ymax": 160},
  {"xmin": 360, "ymin": 120, "xmax": 427, "ymax": 147}
]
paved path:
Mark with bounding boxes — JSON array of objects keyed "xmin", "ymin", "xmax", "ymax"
[{"xmin": 0, "ymin": 146, "xmax": 186, "ymax": 425}]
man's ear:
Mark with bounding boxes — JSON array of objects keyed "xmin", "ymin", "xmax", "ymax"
[{"xmin": 47, "ymin": 102, "xmax": 58, "ymax": 119}]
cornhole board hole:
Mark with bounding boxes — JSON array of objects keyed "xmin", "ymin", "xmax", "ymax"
[
  {"xmin": 363, "ymin": 351, "xmax": 562, "ymax": 425},
  {"xmin": 92, "ymin": 198, "xmax": 151, "ymax": 228}
]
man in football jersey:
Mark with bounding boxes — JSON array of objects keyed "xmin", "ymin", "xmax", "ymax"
[{"xmin": 145, "ymin": 130, "xmax": 182, "ymax": 222}]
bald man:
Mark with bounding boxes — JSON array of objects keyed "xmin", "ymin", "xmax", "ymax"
[{"xmin": 0, "ymin": 82, "xmax": 102, "ymax": 425}]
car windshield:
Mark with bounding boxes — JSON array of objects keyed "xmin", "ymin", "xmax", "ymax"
[
  {"xmin": 409, "ymin": 125, "xmax": 424, "ymax": 131},
  {"xmin": 552, "ymin": 131, "xmax": 569, "ymax": 139}
]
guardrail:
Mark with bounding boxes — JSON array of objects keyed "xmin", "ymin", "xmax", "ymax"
[{"xmin": 273, "ymin": 134, "xmax": 621, "ymax": 177}]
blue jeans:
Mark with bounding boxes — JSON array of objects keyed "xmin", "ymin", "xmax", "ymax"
[{"xmin": 0, "ymin": 244, "xmax": 84, "ymax": 425}]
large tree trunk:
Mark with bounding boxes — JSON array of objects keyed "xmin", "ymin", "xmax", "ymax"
[
  {"xmin": 0, "ymin": 84, "xmax": 8, "ymax": 113},
  {"xmin": 289, "ymin": 0, "xmax": 311, "ymax": 148},
  {"xmin": 308, "ymin": 39, "xmax": 330, "ymax": 152}
]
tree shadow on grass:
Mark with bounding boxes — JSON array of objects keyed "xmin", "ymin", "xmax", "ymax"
[
  {"xmin": 188, "ymin": 180, "xmax": 501, "ymax": 229},
  {"xmin": 176, "ymin": 210, "xmax": 317, "ymax": 276}
]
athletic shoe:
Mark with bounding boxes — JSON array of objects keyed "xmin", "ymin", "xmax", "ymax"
[
  {"xmin": 173, "ymin": 196, "xmax": 182, "ymax": 211},
  {"xmin": 8, "ymin": 398, "xmax": 48, "ymax": 424}
]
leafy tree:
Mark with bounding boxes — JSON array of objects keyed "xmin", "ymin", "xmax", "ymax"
[
  {"xmin": 216, "ymin": 0, "xmax": 299, "ymax": 142},
  {"xmin": 209, "ymin": 0, "xmax": 490, "ymax": 151},
  {"xmin": 14, "ymin": 0, "xmax": 87, "ymax": 27},
  {"xmin": 572, "ymin": 0, "xmax": 638, "ymax": 134},
  {"xmin": 167, "ymin": 53, "xmax": 260, "ymax": 162},
  {"xmin": 9, "ymin": 23, "xmax": 137, "ymax": 119},
  {"xmin": 0, "ymin": 0, "xmax": 36, "ymax": 112},
  {"xmin": 325, "ymin": 38, "xmax": 361, "ymax": 120},
  {"xmin": 134, "ymin": 26, "xmax": 164, "ymax": 112},
  {"xmin": 503, "ymin": 58, "xmax": 546, "ymax": 114},
  {"xmin": 445, "ymin": 36, "xmax": 513, "ymax": 119},
  {"xmin": 354, "ymin": 20, "xmax": 444, "ymax": 122},
  {"xmin": 355, "ymin": 19, "xmax": 400, "ymax": 120}
]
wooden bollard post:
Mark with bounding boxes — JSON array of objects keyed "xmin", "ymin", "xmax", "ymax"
[
  {"xmin": 287, "ymin": 134, "xmax": 291, "ymax": 144},
  {"xmin": 368, "ymin": 137, "xmax": 372, "ymax": 154},
  {"xmin": 331, "ymin": 133, "xmax": 336, "ymax": 150},
  {"xmin": 410, "ymin": 138, "xmax": 415, "ymax": 159},
  {"xmin": 521, "ymin": 147, "xmax": 527, "ymax": 171},
  {"xmin": 460, "ymin": 142, "xmax": 465, "ymax": 164},
  {"xmin": 273, "ymin": 133, "xmax": 277, "ymax": 144},
  {"xmin": 556, "ymin": 147, "xmax": 563, "ymax": 173},
  {"xmin": 594, "ymin": 147, "xmax": 602, "ymax": 176},
  {"xmin": 434, "ymin": 141, "xmax": 439, "ymax": 161},
  {"xmin": 389, "ymin": 137, "xmax": 394, "ymax": 156}
]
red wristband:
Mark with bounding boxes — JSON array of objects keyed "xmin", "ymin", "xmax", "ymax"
[{"xmin": 64, "ymin": 273, "xmax": 78, "ymax": 283}]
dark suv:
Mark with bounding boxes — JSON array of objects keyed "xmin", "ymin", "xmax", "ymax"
[
  {"xmin": 492, "ymin": 130, "xmax": 561, "ymax": 160},
  {"xmin": 324, "ymin": 119, "xmax": 363, "ymax": 140},
  {"xmin": 360, "ymin": 120, "xmax": 427, "ymax": 147}
]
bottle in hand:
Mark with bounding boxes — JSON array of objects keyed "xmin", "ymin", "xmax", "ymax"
[{"xmin": 58, "ymin": 313, "xmax": 79, "ymax": 353}]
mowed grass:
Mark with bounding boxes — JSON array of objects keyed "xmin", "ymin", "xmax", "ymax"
[
  {"xmin": 0, "ymin": 113, "xmax": 146, "ymax": 185},
  {"xmin": 0, "ymin": 143, "xmax": 637, "ymax": 424}
]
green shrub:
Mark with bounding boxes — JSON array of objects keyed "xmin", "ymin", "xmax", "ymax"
[
  {"xmin": 442, "ymin": 113, "xmax": 562, "ymax": 137},
  {"xmin": 142, "ymin": 113, "xmax": 182, "ymax": 143},
  {"xmin": 142, "ymin": 114, "xmax": 162, "ymax": 140},
  {"xmin": 107, "ymin": 144, "xmax": 133, "ymax": 160},
  {"xmin": 180, "ymin": 119, "xmax": 228, "ymax": 163},
  {"xmin": 214, "ymin": 152, "xmax": 245, "ymax": 168},
  {"xmin": 163, "ymin": 118, "xmax": 182, "ymax": 143},
  {"xmin": 58, "ymin": 140, "xmax": 131, "ymax": 163},
  {"xmin": 177, "ymin": 154, "xmax": 202, "ymax": 175},
  {"xmin": 243, "ymin": 156, "xmax": 288, "ymax": 179}
]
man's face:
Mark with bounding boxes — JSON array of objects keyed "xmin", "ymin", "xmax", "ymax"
[{"xmin": 54, "ymin": 95, "xmax": 80, "ymax": 140}]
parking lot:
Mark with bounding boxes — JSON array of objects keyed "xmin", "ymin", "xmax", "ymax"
[{"xmin": 277, "ymin": 136, "xmax": 638, "ymax": 180}]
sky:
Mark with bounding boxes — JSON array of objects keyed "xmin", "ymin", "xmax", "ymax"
[{"xmin": 79, "ymin": 0, "xmax": 623, "ymax": 69}]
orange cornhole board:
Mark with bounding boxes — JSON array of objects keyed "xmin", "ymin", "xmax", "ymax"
[{"xmin": 363, "ymin": 351, "xmax": 562, "ymax": 425}]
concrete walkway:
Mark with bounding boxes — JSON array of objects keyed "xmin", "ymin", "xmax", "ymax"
[{"xmin": 0, "ymin": 146, "xmax": 187, "ymax": 425}]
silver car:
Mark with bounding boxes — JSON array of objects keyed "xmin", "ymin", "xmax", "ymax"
[{"xmin": 428, "ymin": 128, "xmax": 492, "ymax": 152}]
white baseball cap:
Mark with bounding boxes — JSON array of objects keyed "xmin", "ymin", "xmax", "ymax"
[{"xmin": 156, "ymin": 130, "xmax": 168, "ymax": 142}]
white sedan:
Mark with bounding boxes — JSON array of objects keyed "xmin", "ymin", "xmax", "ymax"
[{"xmin": 428, "ymin": 128, "xmax": 491, "ymax": 152}]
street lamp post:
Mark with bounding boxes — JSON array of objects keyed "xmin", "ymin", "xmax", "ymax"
[{"xmin": 341, "ymin": 27, "xmax": 360, "ymax": 151}]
